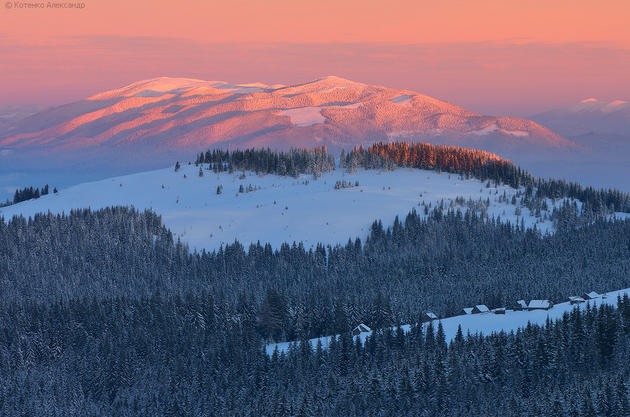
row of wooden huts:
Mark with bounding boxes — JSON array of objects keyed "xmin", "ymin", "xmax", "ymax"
[
  {"xmin": 458, "ymin": 291, "xmax": 604, "ymax": 317},
  {"xmin": 352, "ymin": 291, "xmax": 606, "ymax": 336}
]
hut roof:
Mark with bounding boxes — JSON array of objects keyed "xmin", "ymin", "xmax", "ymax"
[
  {"xmin": 528, "ymin": 300, "xmax": 552, "ymax": 309},
  {"xmin": 473, "ymin": 305, "xmax": 490, "ymax": 313},
  {"xmin": 353, "ymin": 324, "xmax": 371, "ymax": 333}
]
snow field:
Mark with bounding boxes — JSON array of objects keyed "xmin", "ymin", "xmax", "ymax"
[{"xmin": 0, "ymin": 164, "xmax": 561, "ymax": 252}]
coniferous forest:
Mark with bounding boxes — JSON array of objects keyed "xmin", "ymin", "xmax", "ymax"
[
  {"xmin": 2, "ymin": 144, "xmax": 630, "ymax": 416},
  {"xmin": 1, "ymin": 203, "xmax": 630, "ymax": 415},
  {"xmin": 194, "ymin": 147, "xmax": 336, "ymax": 177},
  {"xmin": 0, "ymin": 184, "xmax": 55, "ymax": 207}
]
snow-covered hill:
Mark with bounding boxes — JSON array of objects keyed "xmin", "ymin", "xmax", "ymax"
[
  {"xmin": 0, "ymin": 164, "xmax": 561, "ymax": 252},
  {"xmin": 267, "ymin": 287, "xmax": 630, "ymax": 355}
]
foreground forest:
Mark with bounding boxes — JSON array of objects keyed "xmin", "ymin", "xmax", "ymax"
[
  {"xmin": 2, "ymin": 206, "xmax": 630, "ymax": 341},
  {"xmin": 3, "ymin": 292, "xmax": 629, "ymax": 416},
  {"xmin": 0, "ymin": 205, "xmax": 630, "ymax": 415}
]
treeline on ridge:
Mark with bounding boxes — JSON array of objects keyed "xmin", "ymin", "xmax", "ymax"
[
  {"xmin": 194, "ymin": 146, "xmax": 335, "ymax": 177},
  {"xmin": 0, "ymin": 184, "xmax": 57, "ymax": 207},
  {"xmin": 344, "ymin": 142, "xmax": 630, "ymax": 213},
  {"xmin": 191, "ymin": 142, "xmax": 630, "ymax": 214}
]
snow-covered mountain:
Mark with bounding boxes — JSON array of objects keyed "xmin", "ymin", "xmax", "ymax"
[
  {"xmin": 531, "ymin": 98, "xmax": 630, "ymax": 137},
  {"xmin": 0, "ymin": 163, "xmax": 566, "ymax": 252},
  {"xmin": 524, "ymin": 98, "xmax": 630, "ymax": 193},
  {"xmin": 0, "ymin": 76, "xmax": 574, "ymax": 163}
]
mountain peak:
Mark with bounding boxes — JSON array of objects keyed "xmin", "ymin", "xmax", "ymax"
[
  {"xmin": 569, "ymin": 98, "xmax": 630, "ymax": 113},
  {"xmin": 88, "ymin": 77, "xmax": 271, "ymax": 100},
  {"xmin": 531, "ymin": 98, "xmax": 630, "ymax": 137},
  {"xmin": 303, "ymin": 75, "xmax": 367, "ymax": 89},
  {"xmin": 316, "ymin": 75, "xmax": 358, "ymax": 83},
  {"xmin": 575, "ymin": 98, "xmax": 628, "ymax": 108},
  {"xmin": 608, "ymin": 99, "xmax": 628, "ymax": 107}
]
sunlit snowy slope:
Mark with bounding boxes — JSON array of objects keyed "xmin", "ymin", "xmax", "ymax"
[
  {"xmin": 1, "ymin": 164, "xmax": 563, "ymax": 251},
  {"xmin": 1, "ymin": 76, "xmax": 572, "ymax": 155}
]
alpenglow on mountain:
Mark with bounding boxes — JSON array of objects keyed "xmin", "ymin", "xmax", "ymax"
[{"xmin": 0, "ymin": 76, "xmax": 576, "ymax": 164}]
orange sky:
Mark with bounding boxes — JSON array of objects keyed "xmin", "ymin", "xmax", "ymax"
[{"xmin": 1, "ymin": 0, "xmax": 629, "ymax": 114}]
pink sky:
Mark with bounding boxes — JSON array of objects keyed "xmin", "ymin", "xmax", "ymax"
[{"xmin": 1, "ymin": 0, "xmax": 629, "ymax": 115}]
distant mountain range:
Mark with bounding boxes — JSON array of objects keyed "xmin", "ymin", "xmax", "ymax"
[
  {"xmin": 531, "ymin": 98, "xmax": 630, "ymax": 138},
  {"xmin": 526, "ymin": 98, "xmax": 630, "ymax": 193},
  {"xmin": 0, "ymin": 76, "xmax": 575, "ymax": 163},
  {"xmin": 530, "ymin": 98, "xmax": 630, "ymax": 161}
]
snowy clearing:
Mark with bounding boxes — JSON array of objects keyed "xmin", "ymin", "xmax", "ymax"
[
  {"xmin": 469, "ymin": 123, "xmax": 529, "ymax": 137},
  {"xmin": 278, "ymin": 107, "xmax": 326, "ymax": 126},
  {"xmin": 390, "ymin": 94, "xmax": 414, "ymax": 105},
  {"xmin": 266, "ymin": 287, "xmax": 630, "ymax": 355}
]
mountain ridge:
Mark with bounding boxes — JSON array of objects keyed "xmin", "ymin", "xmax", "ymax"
[{"xmin": 0, "ymin": 76, "xmax": 576, "ymax": 157}]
